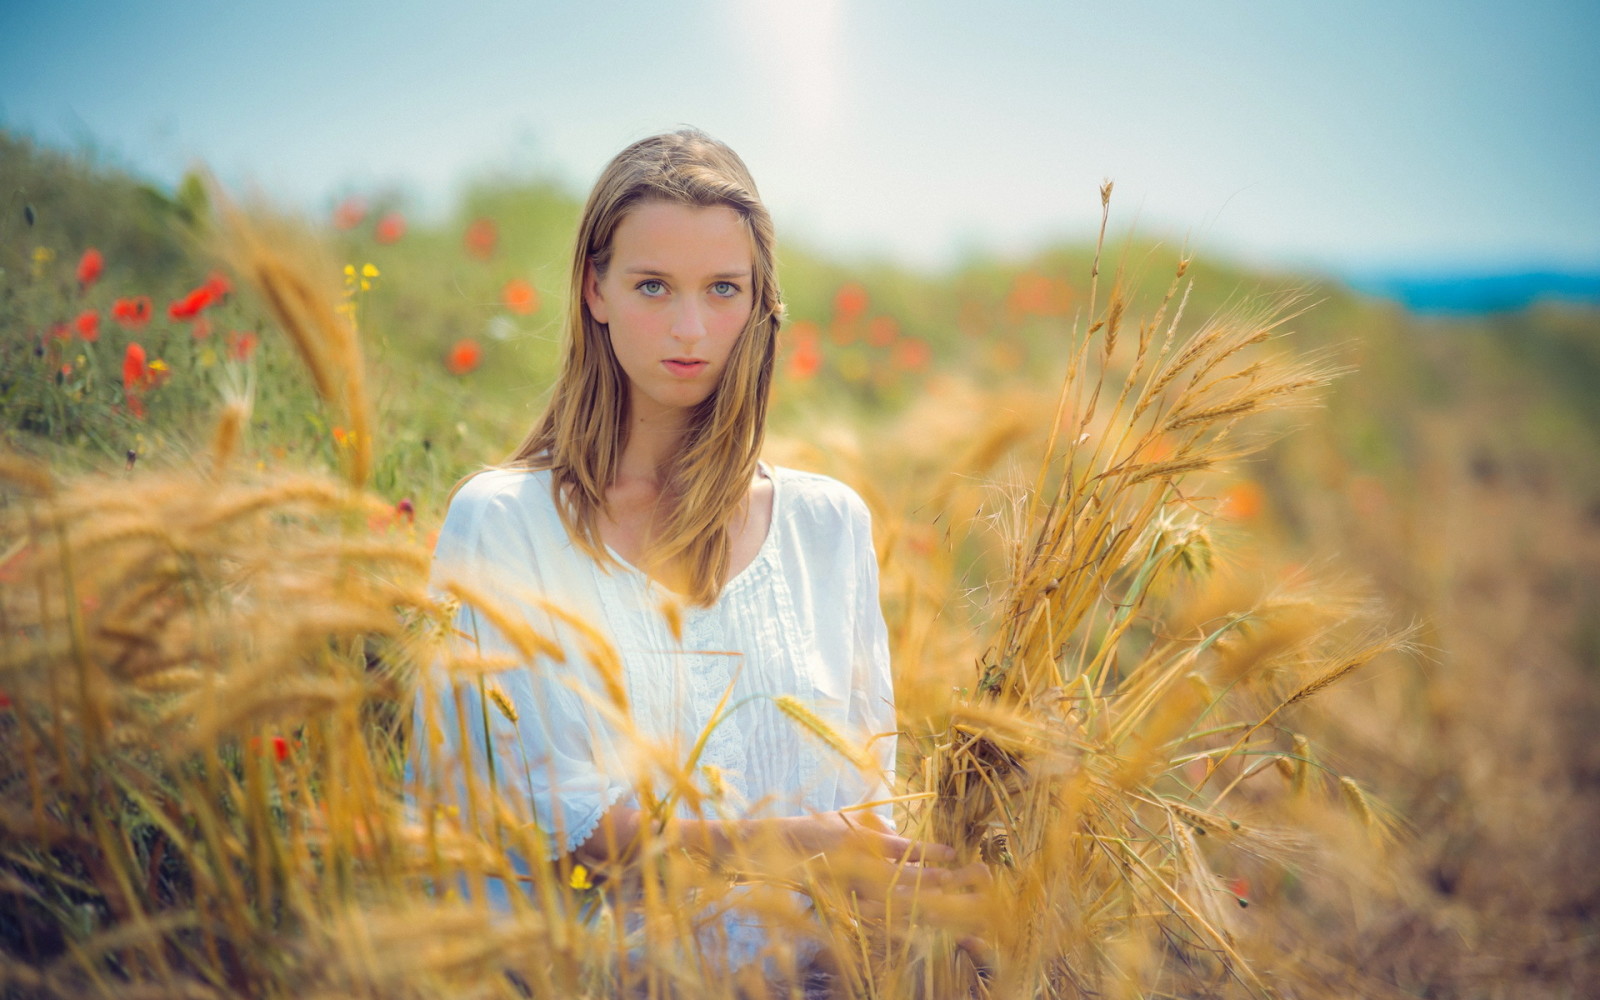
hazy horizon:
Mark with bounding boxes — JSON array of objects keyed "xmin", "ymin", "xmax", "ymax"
[{"xmin": 3, "ymin": 1, "xmax": 1597, "ymax": 276}]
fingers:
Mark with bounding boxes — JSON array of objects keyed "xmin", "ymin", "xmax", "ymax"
[
  {"xmin": 802, "ymin": 851, "xmax": 1001, "ymax": 945},
  {"xmin": 884, "ymin": 858, "xmax": 991, "ymax": 897},
  {"xmin": 840, "ymin": 879, "xmax": 997, "ymax": 938},
  {"xmin": 830, "ymin": 810, "xmax": 960, "ymax": 866},
  {"xmin": 947, "ymin": 860, "xmax": 993, "ymax": 891},
  {"xmin": 848, "ymin": 810, "xmax": 892, "ymax": 835},
  {"xmin": 858, "ymin": 825, "xmax": 958, "ymax": 866},
  {"xmin": 880, "ymin": 835, "xmax": 958, "ymax": 866},
  {"xmin": 812, "ymin": 852, "xmax": 991, "ymax": 902},
  {"xmin": 809, "ymin": 848, "xmax": 946, "ymax": 892}
]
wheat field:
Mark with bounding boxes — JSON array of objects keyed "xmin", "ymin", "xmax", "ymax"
[{"xmin": 2, "ymin": 135, "xmax": 1597, "ymax": 998}]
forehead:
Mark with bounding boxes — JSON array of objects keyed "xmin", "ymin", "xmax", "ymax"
[{"xmin": 610, "ymin": 201, "xmax": 753, "ymax": 274}]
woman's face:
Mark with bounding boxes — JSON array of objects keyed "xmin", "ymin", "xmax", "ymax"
[{"xmin": 584, "ymin": 200, "xmax": 755, "ymax": 423}]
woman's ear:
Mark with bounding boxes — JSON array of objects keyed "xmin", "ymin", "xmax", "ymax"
[{"xmin": 583, "ymin": 263, "xmax": 609, "ymax": 325}]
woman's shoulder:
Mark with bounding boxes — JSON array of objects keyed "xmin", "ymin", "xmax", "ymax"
[
  {"xmin": 450, "ymin": 465, "xmax": 550, "ymax": 506},
  {"xmin": 441, "ymin": 466, "xmax": 558, "ymax": 535},
  {"xmin": 432, "ymin": 467, "xmax": 570, "ymax": 581},
  {"xmin": 769, "ymin": 465, "xmax": 872, "ymax": 529}
]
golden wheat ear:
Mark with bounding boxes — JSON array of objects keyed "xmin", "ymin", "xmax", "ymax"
[
  {"xmin": 772, "ymin": 694, "xmax": 879, "ymax": 774},
  {"xmin": 209, "ymin": 180, "xmax": 375, "ymax": 488},
  {"xmin": 209, "ymin": 395, "xmax": 251, "ymax": 476}
]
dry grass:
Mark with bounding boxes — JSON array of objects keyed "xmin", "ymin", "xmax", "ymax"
[{"xmin": 0, "ymin": 197, "xmax": 1424, "ymax": 999}]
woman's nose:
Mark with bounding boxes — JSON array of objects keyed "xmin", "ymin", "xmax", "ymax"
[{"xmin": 671, "ymin": 299, "xmax": 708, "ymax": 344}]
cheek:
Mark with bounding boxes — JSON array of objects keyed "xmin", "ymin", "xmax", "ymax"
[
  {"xmin": 608, "ymin": 302, "xmax": 658, "ymax": 343},
  {"xmin": 717, "ymin": 303, "xmax": 754, "ymax": 341},
  {"xmin": 604, "ymin": 316, "xmax": 644, "ymax": 368}
]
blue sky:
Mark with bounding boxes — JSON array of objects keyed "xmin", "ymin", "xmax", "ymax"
[{"xmin": 2, "ymin": 0, "xmax": 1597, "ymax": 275}]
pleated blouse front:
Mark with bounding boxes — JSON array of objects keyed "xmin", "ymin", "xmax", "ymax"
[{"xmin": 416, "ymin": 463, "xmax": 895, "ymax": 861}]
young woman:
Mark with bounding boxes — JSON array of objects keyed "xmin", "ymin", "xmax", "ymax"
[{"xmin": 415, "ymin": 129, "xmax": 971, "ymax": 975}]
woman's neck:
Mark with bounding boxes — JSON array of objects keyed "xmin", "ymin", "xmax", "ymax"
[
  {"xmin": 602, "ymin": 408, "xmax": 692, "ymax": 591},
  {"xmin": 616, "ymin": 406, "xmax": 689, "ymax": 492}
]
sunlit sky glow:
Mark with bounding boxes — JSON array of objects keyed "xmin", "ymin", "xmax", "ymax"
[{"xmin": 2, "ymin": 0, "xmax": 1597, "ymax": 275}]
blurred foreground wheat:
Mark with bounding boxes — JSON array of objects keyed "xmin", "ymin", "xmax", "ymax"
[{"xmin": 0, "ymin": 190, "xmax": 1409, "ymax": 998}]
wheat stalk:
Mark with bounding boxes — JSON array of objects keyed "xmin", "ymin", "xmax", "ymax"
[{"xmin": 773, "ymin": 694, "xmax": 878, "ymax": 774}]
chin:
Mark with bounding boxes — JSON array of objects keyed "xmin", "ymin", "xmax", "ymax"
[{"xmin": 642, "ymin": 391, "xmax": 714, "ymax": 415}]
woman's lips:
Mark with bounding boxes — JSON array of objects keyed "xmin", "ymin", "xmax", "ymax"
[{"xmin": 661, "ymin": 359, "xmax": 708, "ymax": 377}]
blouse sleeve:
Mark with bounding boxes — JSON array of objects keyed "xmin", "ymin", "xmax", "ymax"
[
  {"xmin": 844, "ymin": 494, "xmax": 897, "ymax": 830},
  {"xmin": 410, "ymin": 477, "xmax": 632, "ymax": 861}
]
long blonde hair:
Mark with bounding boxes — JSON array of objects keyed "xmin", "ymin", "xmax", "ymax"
[{"xmin": 506, "ymin": 129, "xmax": 782, "ymax": 606}]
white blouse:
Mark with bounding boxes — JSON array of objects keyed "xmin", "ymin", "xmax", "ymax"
[{"xmin": 414, "ymin": 463, "xmax": 896, "ymax": 868}]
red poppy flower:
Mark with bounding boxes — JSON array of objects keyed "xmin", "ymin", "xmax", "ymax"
[
  {"xmin": 833, "ymin": 283, "xmax": 869, "ymax": 320},
  {"xmin": 788, "ymin": 343, "xmax": 822, "ymax": 380},
  {"xmin": 502, "ymin": 278, "xmax": 538, "ymax": 315},
  {"xmin": 123, "ymin": 342, "xmax": 148, "ymax": 389},
  {"xmin": 333, "ymin": 197, "xmax": 368, "ymax": 231},
  {"xmin": 77, "ymin": 248, "xmax": 104, "ymax": 288},
  {"xmin": 891, "ymin": 337, "xmax": 932, "ymax": 373},
  {"xmin": 1227, "ymin": 877, "xmax": 1250, "ymax": 905},
  {"xmin": 445, "ymin": 338, "xmax": 482, "ymax": 375},
  {"xmin": 249, "ymin": 735, "xmax": 292, "ymax": 763},
  {"xmin": 112, "ymin": 296, "xmax": 152, "ymax": 328},
  {"xmin": 168, "ymin": 285, "xmax": 217, "ymax": 319},
  {"xmin": 867, "ymin": 315, "xmax": 899, "ymax": 348},
  {"xmin": 123, "ymin": 342, "xmax": 150, "ymax": 418},
  {"xmin": 1219, "ymin": 481, "xmax": 1265, "ymax": 521},
  {"xmin": 203, "ymin": 271, "xmax": 231, "ymax": 301},
  {"xmin": 49, "ymin": 322, "xmax": 70, "ymax": 342},
  {"xmin": 1005, "ymin": 271, "xmax": 1075, "ymax": 319},
  {"xmin": 74, "ymin": 310, "xmax": 100, "ymax": 342},
  {"xmin": 374, "ymin": 211, "xmax": 406, "ymax": 245},
  {"xmin": 226, "ymin": 330, "xmax": 259, "ymax": 361},
  {"xmin": 464, "ymin": 218, "xmax": 498, "ymax": 259},
  {"xmin": 396, "ymin": 498, "xmax": 415, "ymax": 524}
]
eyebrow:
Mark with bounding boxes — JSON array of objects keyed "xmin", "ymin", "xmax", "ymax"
[{"xmin": 624, "ymin": 267, "xmax": 752, "ymax": 280}]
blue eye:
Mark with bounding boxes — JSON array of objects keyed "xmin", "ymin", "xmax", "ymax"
[
  {"xmin": 711, "ymin": 281, "xmax": 740, "ymax": 297},
  {"xmin": 638, "ymin": 279, "xmax": 666, "ymax": 296}
]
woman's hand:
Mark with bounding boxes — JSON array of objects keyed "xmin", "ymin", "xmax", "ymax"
[
  {"xmin": 579, "ymin": 804, "xmax": 993, "ymax": 936},
  {"xmin": 768, "ymin": 811, "xmax": 993, "ymax": 939},
  {"xmin": 781, "ymin": 809, "xmax": 953, "ymax": 865}
]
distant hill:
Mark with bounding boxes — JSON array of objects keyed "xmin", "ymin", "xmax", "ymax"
[{"xmin": 1346, "ymin": 269, "xmax": 1600, "ymax": 315}]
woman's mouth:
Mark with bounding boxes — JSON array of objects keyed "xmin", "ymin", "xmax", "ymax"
[{"xmin": 662, "ymin": 359, "xmax": 709, "ymax": 377}]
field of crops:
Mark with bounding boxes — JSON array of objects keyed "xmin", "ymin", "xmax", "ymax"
[{"xmin": 2, "ymin": 132, "xmax": 1597, "ymax": 998}]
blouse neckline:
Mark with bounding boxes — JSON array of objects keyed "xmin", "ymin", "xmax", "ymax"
[{"xmin": 600, "ymin": 461, "xmax": 781, "ymax": 606}]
